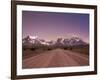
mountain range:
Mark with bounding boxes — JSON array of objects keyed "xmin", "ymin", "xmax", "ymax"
[{"xmin": 22, "ymin": 35, "xmax": 87, "ymax": 48}]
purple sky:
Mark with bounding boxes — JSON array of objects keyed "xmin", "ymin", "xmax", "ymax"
[{"xmin": 22, "ymin": 11, "xmax": 89, "ymax": 43}]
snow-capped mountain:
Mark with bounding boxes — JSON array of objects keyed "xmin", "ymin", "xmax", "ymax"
[
  {"xmin": 22, "ymin": 35, "xmax": 50, "ymax": 46},
  {"xmin": 63, "ymin": 37, "xmax": 87, "ymax": 46},
  {"xmin": 22, "ymin": 35, "xmax": 38, "ymax": 44},
  {"xmin": 22, "ymin": 35, "xmax": 87, "ymax": 47}
]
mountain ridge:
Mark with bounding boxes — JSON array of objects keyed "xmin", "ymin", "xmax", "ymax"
[{"xmin": 22, "ymin": 35, "xmax": 88, "ymax": 48}]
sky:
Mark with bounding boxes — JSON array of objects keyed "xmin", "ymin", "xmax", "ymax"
[{"xmin": 22, "ymin": 11, "xmax": 89, "ymax": 43}]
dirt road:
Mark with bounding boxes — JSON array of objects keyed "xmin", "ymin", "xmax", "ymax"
[{"xmin": 22, "ymin": 49, "xmax": 89, "ymax": 68}]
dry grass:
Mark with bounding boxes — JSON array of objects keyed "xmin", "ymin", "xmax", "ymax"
[
  {"xmin": 22, "ymin": 49, "xmax": 46, "ymax": 59},
  {"xmin": 22, "ymin": 45, "xmax": 89, "ymax": 59},
  {"xmin": 71, "ymin": 45, "xmax": 89, "ymax": 55}
]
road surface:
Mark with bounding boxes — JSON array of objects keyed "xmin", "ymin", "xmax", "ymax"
[{"xmin": 22, "ymin": 49, "xmax": 89, "ymax": 69}]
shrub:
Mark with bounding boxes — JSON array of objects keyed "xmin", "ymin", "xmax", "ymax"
[
  {"xmin": 30, "ymin": 48, "xmax": 36, "ymax": 51},
  {"xmin": 64, "ymin": 47, "xmax": 68, "ymax": 50},
  {"xmin": 48, "ymin": 48, "xmax": 52, "ymax": 50}
]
